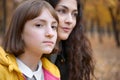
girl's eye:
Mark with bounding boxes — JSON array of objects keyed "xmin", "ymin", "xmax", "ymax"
[
  {"xmin": 35, "ymin": 24, "xmax": 43, "ymax": 28},
  {"xmin": 51, "ymin": 26, "xmax": 57, "ymax": 30}
]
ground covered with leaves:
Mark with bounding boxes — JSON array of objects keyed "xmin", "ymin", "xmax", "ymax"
[{"xmin": 88, "ymin": 33, "xmax": 120, "ymax": 80}]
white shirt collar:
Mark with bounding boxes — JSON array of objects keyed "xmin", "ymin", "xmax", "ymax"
[{"xmin": 16, "ymin": 58, "xmax": 44, "ymax": 80}]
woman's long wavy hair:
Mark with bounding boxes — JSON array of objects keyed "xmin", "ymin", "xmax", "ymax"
[{"xmin": 46, "ymin": 0, "xmax": 95, "ymax": 80}]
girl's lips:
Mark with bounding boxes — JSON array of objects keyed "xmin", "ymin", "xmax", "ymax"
[{"xmin": 62, "ymin": 27, "xmax": 71, "ymax": 32}]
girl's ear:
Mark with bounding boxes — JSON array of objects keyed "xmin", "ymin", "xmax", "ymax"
[
  {"xmin": 21, "ymin": 33, "xmax": 25, "ymax": 45},
  {"xmin": 21, "ymin": 33, "xmax": 24, "ymax": 41},
  {"xmin": 20, "ymin": 33, "xmax": 25, "ymax": 51}
]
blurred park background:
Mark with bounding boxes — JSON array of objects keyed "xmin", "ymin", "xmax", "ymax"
[{"xmin": 0, "ymin": 0, "xmax": 120, "ymax": 80}]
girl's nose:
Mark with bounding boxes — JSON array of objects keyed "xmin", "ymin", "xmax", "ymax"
[{"xmin": 45, "ymin": 27, "xmax": 54, "ymax": 38}]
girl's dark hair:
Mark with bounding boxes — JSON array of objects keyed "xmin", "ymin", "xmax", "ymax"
[
  {"xmin": 2, "ymin": 0, "xmax": 58, "ymax": 57},
  {"xmin": 46, "ymin": 0, "xmax": 95, "ymax": 80}
]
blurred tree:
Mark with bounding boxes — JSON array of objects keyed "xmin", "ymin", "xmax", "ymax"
[
  {"xmin": 105, "ymin": 0, "xmax": 120, "ymax": 47},
  {"xmin": 1, "ymin": 0, "xmax": 6, "ymax": 35},
  {"xmin": 83, "ymin": 0, "xmax": 120, "ymax": 47}
]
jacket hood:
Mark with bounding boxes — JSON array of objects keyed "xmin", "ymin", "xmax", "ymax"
[{"xmin": 0, "ymin": 47, "xmax": 20, "ymax": 72}]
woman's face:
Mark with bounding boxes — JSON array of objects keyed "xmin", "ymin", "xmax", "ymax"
[{"xmin": 55, "ymin": 0, "xmax": 78, "ymax": 40}]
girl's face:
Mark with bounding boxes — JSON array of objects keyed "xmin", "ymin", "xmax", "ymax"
[
  {"xmin": 22, "ymin": 8, "xmax": 58, "ymax": 56},
  {"xmin": 55, "ymin": 0, "xmax": 78, "ymax": 40}
]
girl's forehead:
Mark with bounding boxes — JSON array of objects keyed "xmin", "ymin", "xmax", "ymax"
[{"xmin": 29, "ymin": 8, "xmax": 57, "ymax": 23}]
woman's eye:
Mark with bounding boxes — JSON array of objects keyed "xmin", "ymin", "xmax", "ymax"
[
  {"xmin": 57, "ymin": 9, "xmax": 66, "ymax": 14},
  {"xmin": 73, "ymin": 13, "xmax": 78, "ymax": 18}
]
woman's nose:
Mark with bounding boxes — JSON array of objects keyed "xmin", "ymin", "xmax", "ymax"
[{"xmin": 65, "ymin": 13, "xmax": 73, "ymax": 25}]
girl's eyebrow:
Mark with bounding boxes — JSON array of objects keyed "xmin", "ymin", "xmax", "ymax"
[
  {"xmin": 34, "ymin": 18, "xmax": 46, "ymax": 22},
  {"xmin": 34, "ymin": 18, "xmax": 49, "ymax": 23},
  {"xmin": 34, "ymin": 18, "xmax": 57, "ymax": 24}
]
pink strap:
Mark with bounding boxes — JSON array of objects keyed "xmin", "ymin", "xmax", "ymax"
[{"xmin": 43, "ymin": 68, "xmax": 60, "ymax": 80}]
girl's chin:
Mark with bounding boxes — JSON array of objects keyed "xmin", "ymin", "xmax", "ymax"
[
  {"xmin": 43, "ymin": 51, "xmax": 52, "ymax": 54},
  {"xmin": 42, "ymin": 48, "xmax": 54, "ymax": 54}
]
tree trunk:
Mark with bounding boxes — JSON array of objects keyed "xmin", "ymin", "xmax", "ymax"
[
  {"xmin": 108, "ymin": 7, "xmax": 120, "ymax": 47},
  {"xmin": 2, "ymin": 0, "xmax": 6, "ymax": 35}
]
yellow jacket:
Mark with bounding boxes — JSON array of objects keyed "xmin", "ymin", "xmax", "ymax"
[
  {"xmin": 0, "ymin": 47, "xmax": 24, "ymax": 80},
  {"xmin": 0, "ymin": 47, "xmax": 60, "ymax": 80}
]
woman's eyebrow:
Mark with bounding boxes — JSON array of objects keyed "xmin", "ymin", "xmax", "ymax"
[
  {"xmin": 58, "ymin": 5, "xmax": 78, "ymax": 12},
  {"xmin": 59, "ymin": 5, "xmax": 68, "ymax": 10}
]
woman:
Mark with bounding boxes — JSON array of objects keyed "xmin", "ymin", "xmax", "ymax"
[
  {"xmin": 45, "ymin": 0, "xmax": 95, "ymax": 80},
  {"xmin": 0, "ymin": 0, "xmax": 60, "ymax": 80}
]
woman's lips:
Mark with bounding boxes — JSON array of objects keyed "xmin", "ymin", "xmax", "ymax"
[{"xmin": 62, "ymin": 27, "xmax": 71, "ymax": 32}]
